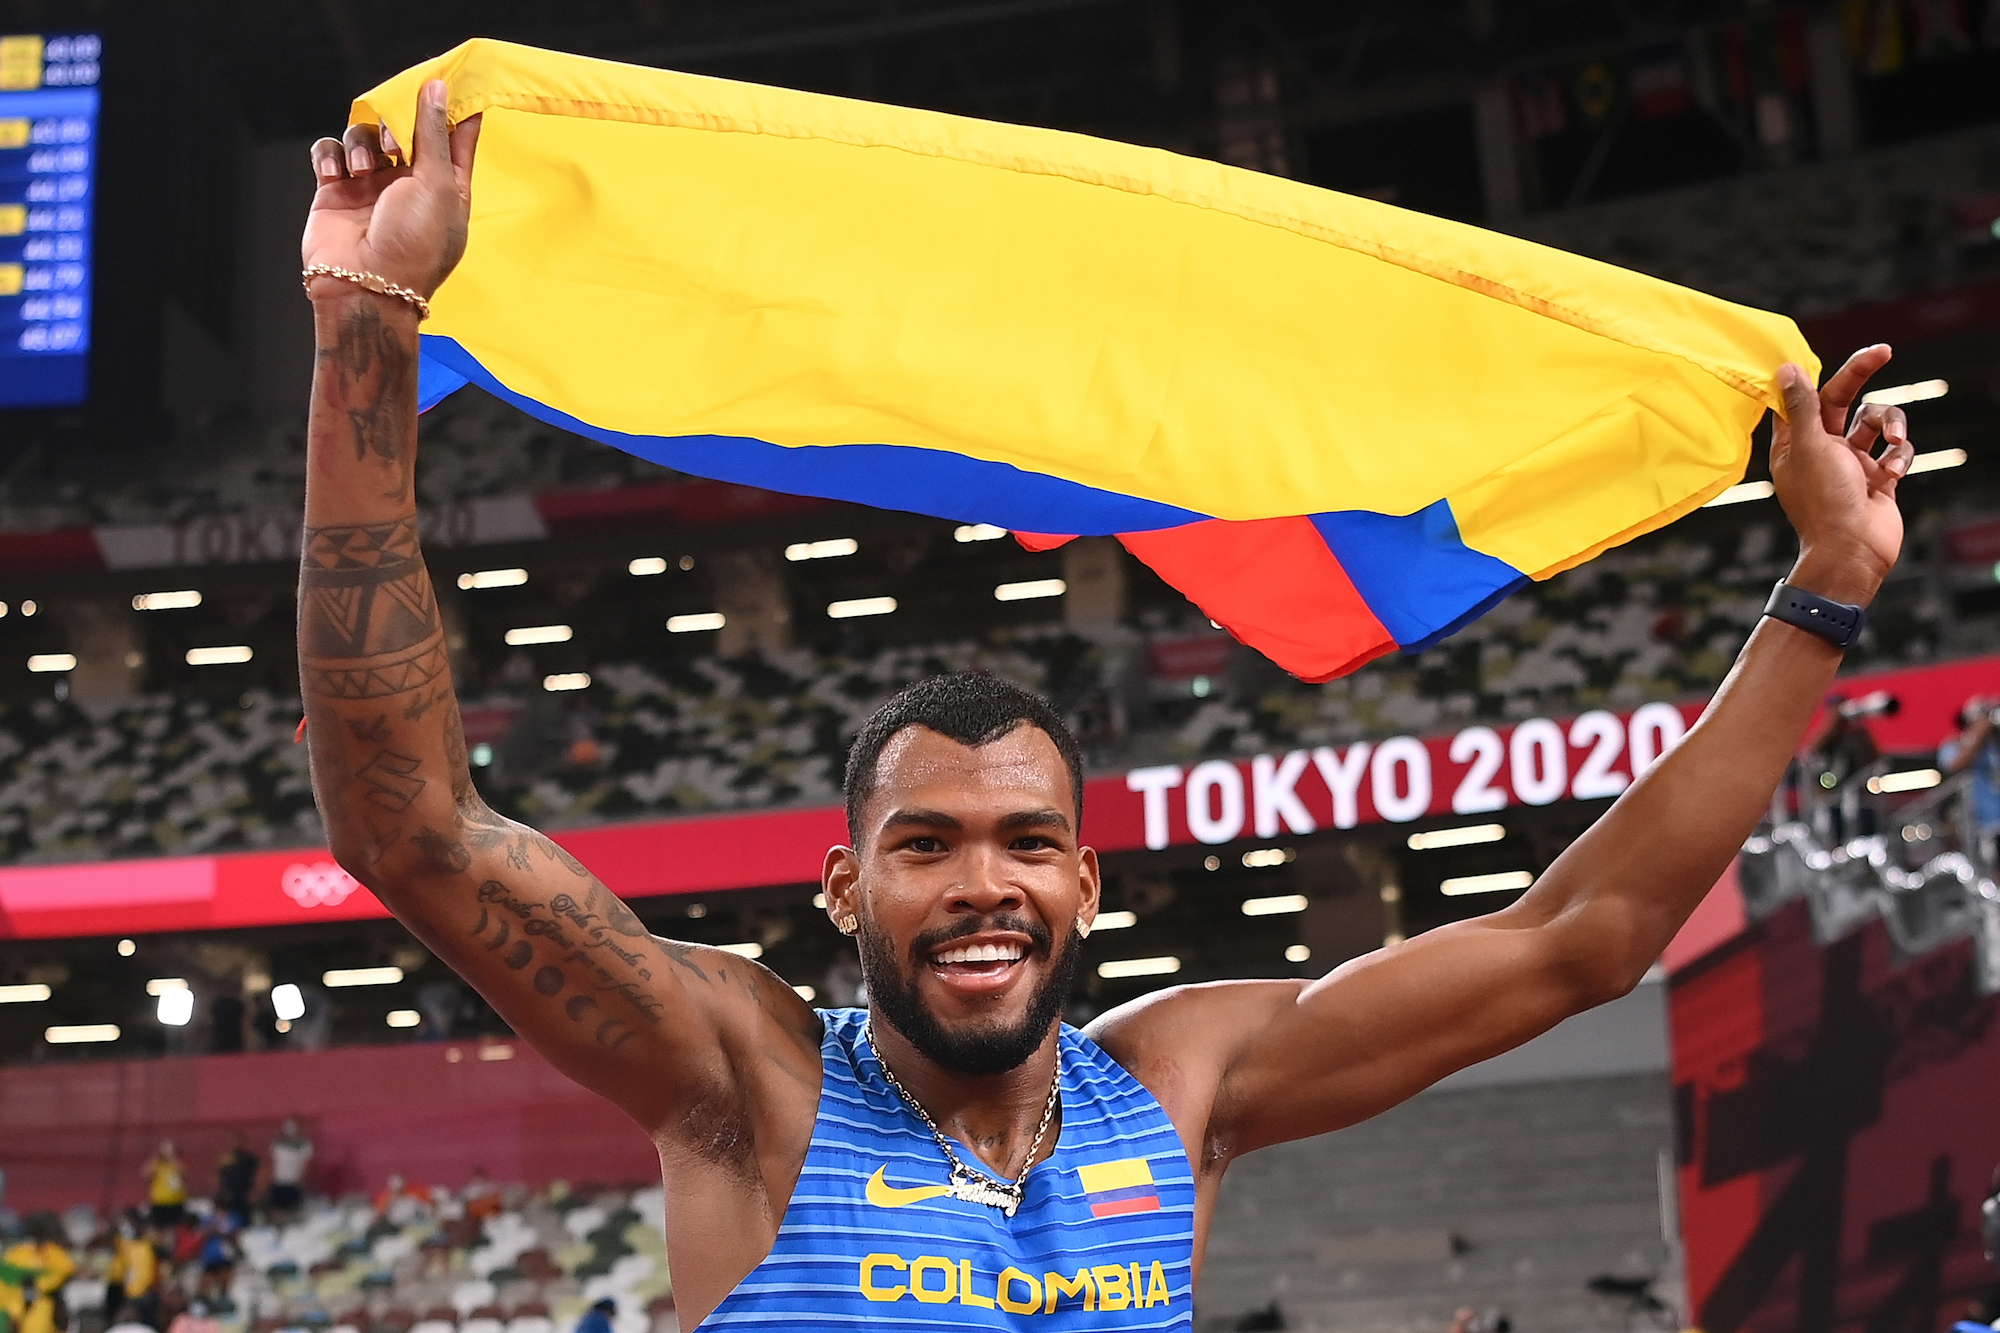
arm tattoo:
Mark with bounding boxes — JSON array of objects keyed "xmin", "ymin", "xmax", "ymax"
[
  {"xmin": 316, "ymin": 301, "xmax": 417, "ymax": 504},
  {"xmin": 299, "ymin": 518, "xmax": 448, "ymax": 700}
]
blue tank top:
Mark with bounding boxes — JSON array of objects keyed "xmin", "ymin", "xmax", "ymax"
[{"xmin": 700, "ymin": 1008, "xmax": 1196, "ymax": 1330}]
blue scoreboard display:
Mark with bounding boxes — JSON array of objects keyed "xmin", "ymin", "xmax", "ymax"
[{"xmin": 0, "ymin": 33, "xmax": 98, "ymax": 409}]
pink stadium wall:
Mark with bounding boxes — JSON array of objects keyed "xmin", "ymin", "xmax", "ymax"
[{"xmin": 0, "ymin": 1038, "xmax": 658, "ymax": 1215}]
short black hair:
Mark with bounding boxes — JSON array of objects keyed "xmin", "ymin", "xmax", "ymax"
[{"xmin": 844, "ymin": 673, "xmax": 1084, "ymax": 840}]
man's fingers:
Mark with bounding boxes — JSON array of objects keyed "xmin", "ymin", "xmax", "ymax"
[
  {"xmin": 414, "ymin": 78, "xmax": 453, "ymax": 181},
  {"xmin": 1777, "ymin": 362, "xmax": 1821, "ymax": 435},
  {"xmin": 341, "ymin": 123, "xmax": 384, "ymax": 176},
  {"xmin": 1846, "ymin": 401, "xmax": 1909, "ymax": 456},
  {"xmin": 448, "ymin": 112, "xmax": 482, "ymax": 191},
  {"xmin": 1874, "ymin": 437, "xmax": 1914, "ymax": 484},
  {"xmin": 309, "ymin": 138, "xmax": 348, "ymax": 183},
  {"xmin": 1818, "ymin": 343, "xmax": 1893, "ymax": 432}
]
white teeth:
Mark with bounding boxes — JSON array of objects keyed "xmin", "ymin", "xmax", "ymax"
[{"xmin": 934, "ymin": 942, "xmax": 1025, "ymax": 965}]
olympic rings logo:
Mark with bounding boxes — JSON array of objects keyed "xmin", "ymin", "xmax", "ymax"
[{"xmin": 281, "ymin": 861, "xmax": 360, "ymax": 908}]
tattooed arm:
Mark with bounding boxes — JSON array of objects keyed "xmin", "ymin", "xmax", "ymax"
[{"xmin": 298, "ymin": 83, "xmax": 821, "ymax": 1155}]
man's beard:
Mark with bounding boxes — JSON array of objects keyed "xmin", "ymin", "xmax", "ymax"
[{"xmin": 861, "ymin": 911, "xmax": 1083, "ymax": 1076}]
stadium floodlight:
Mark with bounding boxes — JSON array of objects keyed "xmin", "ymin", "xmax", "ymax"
[
  {"xmin": 144, "ymin": 977, "xmax": 187, "ymax": 996},
  {"xmin": 20, "ymin": 601, "xmax": 35, "ymax": 616},
  {"xmin": 385, "ymin": 1009, "xmax": 421, "ymax": 1028},
  {"xmin": 157, "ymin": 987, "xmax": 194, "ymax": 1026},
  {"xmin": 1440, "ymin": 870, "xmax": 1535, "ymax": 897},
  {"xmin": 186, "ymin": 645, "xmax": 253, "ymax": 666},
  {"xmin": 1908, "ymin": 448, "xmax": 1967, "ymax": 475},
  {"xmin": 1241, "ymin": 847, "xmax": 1295, "ymax": 868},
  {"xmin": 1091, "ymin": 910, "xmax": 1138, "ymax": 931},
  {"xmin": 456, "ymin": 568, "xmax": 528, "ymax": 590},
  {"xmin": 27, "ymin": 653, "xmax": 75, "ymax": 673},
  {"xmin": 1097, "ymin": 956, "xmax": 1181, "ymax": 980},
  {"xmin": 628, "ymin": 557, "xmax": 669, "ymax": 576},
  {"xmin": 785, "ymin": 537, "xmax": 859, "ymax": 562},
  {"xmin": 1284, "ymin": 944, "xmax": 1312, "ymax": 963},
  {"xmin": 117, "ymin": 938, "xmax": 135, "ymax": 956},
  {"xmin": 1860, "ymin": 378, "xmax": 1947, "ymax": 407},
  {"xmin": 270, "ymin": 983, "xmax": 305, "ymax": 1021},
  {"xmin": 45, "ymin": 1024, "xmax": 118, "ymax": 1044},
  {"xmin": 718, "ymin": 942, "xmax": 764, "ymax": 958},
  {"xmin": 954, "ymin": 524, "xmax": 1007, "ymax": 543},
  {"xmin": 1407, "ymin": 823, "xmax": 1507, "ymax": 851},
  {"xmin": 323, "ymin": 966, "xmax": 402, "ymax": 988},
  {"xmin": 827, "ymin": 596, "xmax": 897, "ymax": 619},
  {"xmin": 994, "ymin": 578, "xmax": 1066, "ymax": 601},
  {"xmin": 1703, "ymin": 480, "xmax": 1775, "ymax": 508},
  {"xmin": 667, "ymin": 612, "xmax": 726, "ymax": 633},
  {"xmin": 1241, "ymin": 893, "xmax": 1308, "ymax": 916},
  {"xmin": 0, "ymin": 984, "xmax": 50, "ymax": 1003},
  {"xmin": 504, "ymin": 624, "xmax": 572, "ymax": 646},
  {"xmin": 792, "ymin": 985, "xmax": 816, "ymax": 1001},
  {"xmin": 1868, "ymin": 768, "xmax": 1942, "ymax": 794},
  {"xmin": 543, "ymin": 672, "xmax": 591, "ymax": 692},
  {"xmin": 132, "ymin": 590, "xmax": 201, "ymax": 611}
]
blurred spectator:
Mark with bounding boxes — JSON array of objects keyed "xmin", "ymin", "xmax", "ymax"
[
  {"xmin": 103, "ymin": 1212, "xmax": 159, "ymax": 1331},
  {"xmin": 193, "ymin": 1217, "xmax": 236, "ymax": 1305},
  {"xmin": 140, "ymin": 1142, "xmax": 186, "ymax": 1229},
  {"xmin": 209, "ymin": 995, "xmax": 246, "ymax": 1055},
  {"xmin": 266, "ymin": 1120, "xmax": 312, "ymax": 1219},
  {"xmin": 1942, "ymin": 699, "xmax": 2000, "ymax": 864},
  {"xmin": 214, "ymin": 1136, "xmax": 258, "ymax": 1228},
  {"xmin": 574, "ymin": 1297, "xmax": 616, "ymax": 1333},
  {"xmin": 1808, "ymin": 701, "xmax": 1880, "ymax": 843},
  {"xmin": 373, "ymin": 1173, "xmax": 431, "ymax": 1227},
  {"xmin": 461, "ymin": 1168, "xmax": 502, "ymax": 1225},
  {"xmin": 104, "ymin": 1304, "xmax": 157, "ymax": 1333},
  {"xmin": 1, "ymin": 1212, "xmax": 74, "ymax": 1333},
  {"xmin": 1985, "ymin": 1162, "xmax": 1999, "ymax": 1269},
  {"xmin": 165, "ymin": 1298, "xmax": 222, "ymax": 1333}
]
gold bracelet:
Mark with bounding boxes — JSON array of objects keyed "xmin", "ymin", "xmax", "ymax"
[{"xmin": 301, "ymin": 264, "xmax": 431, "ymax": 321}]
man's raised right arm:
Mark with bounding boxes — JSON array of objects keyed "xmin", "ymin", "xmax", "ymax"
[{"xmin": 295, "ymin": 81, "xmax": 819, "ymax": 1134}]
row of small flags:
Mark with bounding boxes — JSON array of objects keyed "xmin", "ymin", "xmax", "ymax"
[{"xmin": 1512, "ymin": 0, "xmax": 2000, "ymax": 141}]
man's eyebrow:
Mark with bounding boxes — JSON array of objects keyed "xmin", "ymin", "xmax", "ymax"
[
  {"xmin": 1000, "ymin": 809, "xmax": 1071, "ymax": 833},
  {"xmin": 881, "ymin": 808, "xmax": 963, "ymax": 832}
]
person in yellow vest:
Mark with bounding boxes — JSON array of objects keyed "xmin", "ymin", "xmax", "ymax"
[
  {"xmin": 104, "ymin": 1212, "xmax": 160, "ymax": 1332},
  {"xmin": 2, "ymin": 1214, "xmax": 75, "ymax": 1333},
  {"xmin": 140, "ymin": 1141, "xmax": 186, "ymax": 1229}
]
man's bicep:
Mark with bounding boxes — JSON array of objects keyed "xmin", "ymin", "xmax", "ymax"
[
  {"xmin": 390, "ymin": 812, "xmax": 734, "ymax": 1124},
  {"xmin": 1215, "ymin": 914, "xmax": 1586, "ymax": 1152}
]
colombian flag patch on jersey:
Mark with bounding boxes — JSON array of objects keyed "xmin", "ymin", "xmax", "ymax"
[{"xmin": 1077, "ymin": 1158, "xmax": 1161, "ymax": 1219}]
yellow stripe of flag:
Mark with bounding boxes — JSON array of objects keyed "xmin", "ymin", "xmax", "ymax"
[{"xmin": 1077, "ymin": 1158, "xmax": 1155, "ymax": 1194}]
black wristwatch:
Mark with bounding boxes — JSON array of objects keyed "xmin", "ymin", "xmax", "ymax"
[{"xmin": 1762, "ymin": 580, "xmax": 1866, "ymax": 651}]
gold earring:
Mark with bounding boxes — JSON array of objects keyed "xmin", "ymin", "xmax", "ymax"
[{"xmin": 837, "ymin": 916, "xmax": 859, "ymax": 936}]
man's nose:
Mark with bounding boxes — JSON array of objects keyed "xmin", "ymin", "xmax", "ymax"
[{"xmin": 947, "ymin": 843, "xmax": 1024, "ymax": 913}]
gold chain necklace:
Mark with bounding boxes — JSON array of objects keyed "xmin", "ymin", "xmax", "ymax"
[{"xmin": 866, "ymin": 1019, "xmax": 1062, "ymax": 1218}]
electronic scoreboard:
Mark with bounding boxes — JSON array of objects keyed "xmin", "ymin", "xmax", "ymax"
[{"xmin": 0, "ymin": 33, "xmax": 98, "ymax": 409}]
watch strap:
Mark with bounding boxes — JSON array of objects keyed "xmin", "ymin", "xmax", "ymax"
[{"xmin": 1762, "ymin": 580, "xmax": 1866, "ymax": 650}]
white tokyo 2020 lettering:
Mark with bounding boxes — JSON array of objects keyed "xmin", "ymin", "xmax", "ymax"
[{"xmin": 1123, "ymin": 705, "xmax": 1688, "ymax": 848}]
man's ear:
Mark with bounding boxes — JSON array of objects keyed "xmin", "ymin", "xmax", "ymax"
[
  {"xmin": 822, "ymin": 844, "xmax": 861, "ymax": 932},
  {"xmin": 1077, "ymin": 846, "xmax": 1102, "ymax": 933}
]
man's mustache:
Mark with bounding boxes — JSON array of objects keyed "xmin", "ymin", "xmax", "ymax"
[{"xmin": 906, "ymin": 912, "xmax": 1054, "ymax": 965}]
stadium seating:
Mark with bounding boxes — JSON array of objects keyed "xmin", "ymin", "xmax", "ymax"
[
  {"xmin": 0, "ymin": 507, "xmax": 1952, "ymax": 865},
  {"xmin": 48, "ymin": 1184, "xmax": 676, "ymax": 1333}
]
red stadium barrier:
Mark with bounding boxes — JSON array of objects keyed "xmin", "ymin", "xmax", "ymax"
[{"xmin": 0, "ymin": 1037, "xmax": 656, "ymax": 1215}]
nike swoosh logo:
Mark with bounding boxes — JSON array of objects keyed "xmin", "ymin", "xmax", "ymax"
[{"xmin": 866, "ymin": 1165, "xmax": 951, "ymax": 1208}]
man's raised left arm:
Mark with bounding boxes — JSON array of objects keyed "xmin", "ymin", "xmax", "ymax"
[{"xmin": 1093, "ymin": 344, "xmax": 1914, "ymax": 1162}]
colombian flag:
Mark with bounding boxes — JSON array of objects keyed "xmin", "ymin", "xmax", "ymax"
[
  {"xmin": 353, "ymin": 41, "xmax": 1816, "ymax": 682},
  {"xmin": 1077, "ymin": 1158, "xmax": 1161, "ymax": 1219}
]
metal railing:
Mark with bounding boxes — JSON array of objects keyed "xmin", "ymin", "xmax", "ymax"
[{"xmin": 1740, "ymin": 765, "xmax": 2000, "ymax": 994}]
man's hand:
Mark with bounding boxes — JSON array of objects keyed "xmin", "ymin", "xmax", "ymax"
[
  {"xmin": 303, "ymin": 79, "xmax": 480, "ymax": 299},
  {"xmin": 1773, "ymin": 345, "xmax": 1912, "ymax": 607}
]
